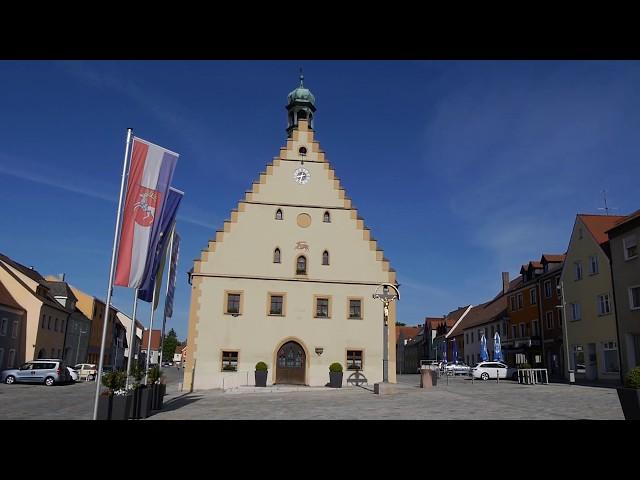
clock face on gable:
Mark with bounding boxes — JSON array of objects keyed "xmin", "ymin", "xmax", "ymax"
[{"xmin": 293, "ymin": 167, "xmax": 310, "ymax": 185}]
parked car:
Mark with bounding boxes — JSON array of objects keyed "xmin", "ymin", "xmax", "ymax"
[
  {"xmin": 445, "ymin": 362, "xmax": 471, "ymax": 375},
  {"xmin": 67, "ymin": 367, "xmax": 78, "ymax": 382},
  {"xmin": 471, "ymin": 362, "xmax": 518, "ymax": 380},
  {"xmin": 73, "ymin": 363, "xmax": 97, "ymax": 381},
  {"xmin": 1, "ymin": 360, "xmax": 72, "ymax": 386},
  {"xmin": 162, "ymin": 361, "xmax": 173, "ymax": 367}
]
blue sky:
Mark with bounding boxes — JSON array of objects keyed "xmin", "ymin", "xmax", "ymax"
[{"xmin": 1, "ymin": 60, "xmax": 639, "ymax": 340}]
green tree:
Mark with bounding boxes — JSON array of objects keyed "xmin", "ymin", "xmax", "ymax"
[{"xmin": 162, "ymin": 328, "xmax": 179, "ymax": 363}]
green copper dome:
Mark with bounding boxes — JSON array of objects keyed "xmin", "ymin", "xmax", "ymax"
[{"xmin": 287, "ymin": 73, "xmax": 316, "ymax": 106}]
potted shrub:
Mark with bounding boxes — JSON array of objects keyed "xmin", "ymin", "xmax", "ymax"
[
  {"xmin": 98, "ymin": 370, "xmax": 129, "ymax": 420},
  {"xmin": 617, "ymin": 367, "xmax": 640, "ymax": 420},
  {"xmin": 130, "ymin": 365, "xmax": 151, "ymax": 419},
  {"xmin": 148, "ymin": 365, "xmax": 162, "ymax": 410},
  {"xmin": 329, "ymin": 362, "xmax": 343, "ymax": 388},
  {"xmin": 255, "ymin": 362, "xmax": 268, "ymax": 387}
]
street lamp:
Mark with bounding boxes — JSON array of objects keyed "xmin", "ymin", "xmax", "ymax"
[
  {"xmin": 556, "ymin": 281, "xmax": 575, "ymax": 385},
  {"xmin": 75, "ymin": 327, "xmax": 88, "ymax": 365},
  {"xmin": 373, "ymin": 283, "xmax": 400, "ymax": 394}
]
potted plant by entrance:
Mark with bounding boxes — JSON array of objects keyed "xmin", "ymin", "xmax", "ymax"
[
  {"xmin": 329, "ymin": 362, "xmax": 343, "ymax": 388},
  {"xmin": 255, "ymin": 362, "xmax": 268, "ymax": 387},
  {"xmin": 617, "ymin": 367, "xmax": 640, "ymax": 420}
]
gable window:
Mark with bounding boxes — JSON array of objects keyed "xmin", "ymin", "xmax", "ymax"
[
  {"xmin": 348, "ymin": 299, "xmax": 362, "ymax": 319},
  {"xmin": 589, "ymin": 255, "xmax": 599, "ymax": 275},
  {"xmin": 11, "ymin": 321, "xmax": 18, "ymax": 339},
  {"xmin": 629, "ymin": 286, "xmax": 640, "ymax": 310},
  {"xmin": 624, "ymin": 235, "xmax": 638, "ymax": 260},
  {"xmin": 546, "ymin": 311, "xmax": 553, "ymax": 329},
  {"xmin": 574, "ymin": 261, "xmax": 583, "ymax": 281},
  {"xmin": 323, "ymin": 211, "xmax": 331, "ymax": 223},
  {"xmin": 275, "ymin": 209, "xmax": 283, "ymax": 220},
  {"xmin": 571, "ymin": 302, "xmax": 581, "ymax": 321},
  {"xmin": 517, "ymin": 293, "xmax": 523, "ymax": 309},
  {"xmin": 296, "ymin": 255, "xmax": 307, "ymax": 275},
  {"xmin": 347, "ymin": 350, "xmax": 363, "ymax": 370},
  {"xmin": 530, "ymin": 288, "xmax": 537, "ymax": 305},
  {"xmin": 322, "ymin": 250, "xmax": 329, "ymax": 266},
  {"xmin": 221, "ymin": 351, "xmax": 238, "ymax": 371},
  {"xmin": 544, "ymin": 280, "xmax": 552, "ymax": 298},
  {"xmin": 269, "ymin": 294, "xmax": 284, "ymax": 316},
  {"xmin": 224, "ymin": 292, "xmax": 242, "ymax": 315},
  {"xmin": 0, "ymin": 318, "xmax": 7, "ymax": 336},
  {"xmin": 315, "ymin": 297, "xmax": 330, "ymax": 318},
  {"xmin": 273, "ymin": 248, "xmax": 281, "ymax": 263},
  {"xmin": 597, "ymin": 294, "xmax": 611, "ymax": 316}
]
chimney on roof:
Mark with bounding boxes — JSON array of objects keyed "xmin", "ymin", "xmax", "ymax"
[{"xmin": 502, "ymin": 272, "xmax": 510, "ymax": 294}]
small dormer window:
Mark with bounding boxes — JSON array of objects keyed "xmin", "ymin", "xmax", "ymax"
[
  {"xmin": 275, "ymin": 209, "xmax": 283, "ymax": 220},
  {"xmin": 323, "ymin": 211, "xmax": 331, "ymax": 223}
]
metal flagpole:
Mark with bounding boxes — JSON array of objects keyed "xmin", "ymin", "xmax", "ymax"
[
  {"xmin": 144, "ymin": 286, "xmax": 158, "ymax": 385},
  {"xmin": 158, "ymin": 226, "xmax": 175, "ymax": 368},
  {"xmin": 92, "ymin": 127, "xmax": 133, "ymax": 420},
  {"xmin": 125, "ymin": 290, "xmax": 139, "ymax": 389}
]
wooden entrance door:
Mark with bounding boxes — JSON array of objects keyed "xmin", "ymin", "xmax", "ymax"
[{"xmin": 276, "ymin": 341, "xmax": 306, "ymax": 385}]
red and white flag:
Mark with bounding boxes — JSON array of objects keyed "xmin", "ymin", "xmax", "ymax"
[{"xmin": 114, "ymin": 137, "xmax": 179, "ymax": 288}]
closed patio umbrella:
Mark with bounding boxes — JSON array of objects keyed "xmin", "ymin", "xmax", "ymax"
[
  {"xmin": 452, "ymin": 338, "xmax": 458, "ymax": 363},
  {"xmin": 480, "ymin": 333, "xmax": 489, "ymax": 362},
  {"xmin": 494, "ymin": 332, "xmax": 503, "ymax": 362}
]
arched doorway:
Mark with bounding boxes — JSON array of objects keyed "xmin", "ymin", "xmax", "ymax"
[{"xmin": 276, "ymin": 341, "xmax": 306, "ymax": 385}]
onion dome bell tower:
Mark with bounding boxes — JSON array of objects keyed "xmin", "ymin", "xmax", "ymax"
[{"xmin": 286, "ymin": 71, "xmax": 316, "ymax": 137}]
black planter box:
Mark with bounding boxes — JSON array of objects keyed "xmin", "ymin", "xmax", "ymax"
[
  {"xmin": 131, "ymin": 386, "xmax": 151, "ymax": 419},
  {"xmin": 617, "ymin": 387, "xmax": 640, "ymax": 420},
  {"xmin": 158, "ymin": 384, "xmax": 166, "ymax": 409},
  {"xmin": 111, "ymin": 394, "xmax": 132, "ymax": 420},
  {"xmin": 255, "ymin": 370, "xmax": 268, "ymax": 387},
  {"xmin": 97, "ymin": 394, "xmax": 113, "ymax": 420},
  {"xmin": 329, "ymin": 371, "xmax": 343, "ymax": 388}
]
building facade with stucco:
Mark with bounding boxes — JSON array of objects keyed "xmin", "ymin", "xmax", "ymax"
[{"xmin": 184, "ymin": 77, "xmax": 398, "ymax": 390}]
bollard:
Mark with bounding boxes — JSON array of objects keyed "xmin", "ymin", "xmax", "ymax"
[{"xmin": 496, "ymin": 369, "xmax": 499, "ymax": 383}]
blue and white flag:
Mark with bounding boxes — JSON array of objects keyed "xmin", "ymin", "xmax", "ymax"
[
  {"xmin": 164, "ymin": 231, "xmax": 180, "ymax": 318},
  {"xmin": 494, "ymin": 331, "xmax": 503, "ymax": 362}
]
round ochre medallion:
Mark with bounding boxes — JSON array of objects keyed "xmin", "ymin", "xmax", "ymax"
[{"xmin": 297, "ymin": 213, "xmax": 312, "ymax": 228}]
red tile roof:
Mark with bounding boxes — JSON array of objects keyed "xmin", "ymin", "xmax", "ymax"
[
  {"xmin": 396, "ymin": 326, "xmax": 422, "ymax": 343},
  {"xmin": 606, "ymin": 209, "xmax": 640, "ymax": 235},
  {"xmin": 541, "ymin": 253, "xmax": 565, "ymax": 263},
  {"xmin": 579, "ymin": 214, "xmax": 627, "ymax": 246},
  {"xmin": 0, "ymin": 281, "xmax": 25, "ymax": 312},
  {"xmin": 141, "ymin": 329, "xmax": 162, "ymax": 351}
]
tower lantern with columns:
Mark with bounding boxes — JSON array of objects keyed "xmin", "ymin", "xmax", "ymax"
[{"xmin": 286, "ymin": 71, "xmax": 316, "ymax": 137}]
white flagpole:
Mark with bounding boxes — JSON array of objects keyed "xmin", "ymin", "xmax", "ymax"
[
  {"xmin": 124, "ymin": 289, "xmax": 139, "ymax": 389},
  {"xmin": 92, "ymin": 127, "xmax": 133, "ymax": 420},
  {"xmin": 158, "ymin": 225, "xmax": 175, "ymax": 368},
  {"xmin": 144, "ymin": 286, "xmax": 158, "ymax": 385}
]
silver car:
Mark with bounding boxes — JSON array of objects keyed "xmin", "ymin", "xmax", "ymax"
[{"xmin": 1, "ymin": 360, "xmax": 72, "ymax": 386}]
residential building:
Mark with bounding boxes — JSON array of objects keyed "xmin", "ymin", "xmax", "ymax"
[
  {"xmin": 116, "ymin": 310, "xmax": 144, "ymax": 368},
  {"xmin": 0, "ymin": 280, "xmax": 26, "ymax": 370},
  {"xmin": 396, "ymin": 325, "xmax": 421, "ymax": 374},
  {"xmin": 505, "ymin": 262, "xmax": 544, "ymax": 366},
  {"xmin": 607, "ymin": 210, "xmax": 640, "ymax": 376},
  {"xmin": 44, "ymin": 277, "xmax": 91, "ymax": 366},
  {"xmin": 0, "ymin": 254, "xmax": 69, "ymax": 361},
  {"xmin": 561, "ymin": 214, "xmax": 625, "ymax": 383},
  {"xmin": 184, "ymin": 78, "xmax": 398, "ymax": 390},
  {"xmin": 436, "ymin": 305, "xmax": 472, "ymax": 362},
  {"xmin": 537, "ymin": 254, "xmax": 565, "ymax": 378},
  {"xmin": 70, "ymin": 285, "xmax": 117, "ymax": 366},
  {"xmin": 141, "ymin": 329, "xmax": 162, "ymax": 366}
]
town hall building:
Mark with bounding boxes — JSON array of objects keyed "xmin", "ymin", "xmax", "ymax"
[{"xmin": 183, "ymin": 76, "xmax": 398, "ymax": 390}]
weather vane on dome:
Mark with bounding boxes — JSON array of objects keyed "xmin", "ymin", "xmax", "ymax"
[{"xmin": 299, "ymin": 67, "xmax": 304, "ymax": 87}]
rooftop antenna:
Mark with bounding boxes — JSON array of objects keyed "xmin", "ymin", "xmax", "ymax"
[{"xmin": 598, "ymin": 189, "xmax": 618, "ymax": 216}]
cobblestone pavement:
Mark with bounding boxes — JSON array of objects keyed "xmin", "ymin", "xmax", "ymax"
[
  {"xmin": 0, "ymin": 366, "xmax": 185, "ymax": 420},
  {"xmin": 150, "ymin": 374, "xmax": 625, "ymax": 420}
]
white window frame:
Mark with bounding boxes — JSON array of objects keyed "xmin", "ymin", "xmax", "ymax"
[
  {"xmin": 589, "ymin": 255, "xmax": 599, "ymax": 275},
  {"xmin": 544, "ymin": 280, "xmax": 552, "ymax": 298},
  {"xmin": 623, "ymin": 235, "xmax": 638, "ymax": 260},
  {"xmin": 629, "ymin": 285, "xmax": 640, "ymax": 310},
  {"xmin": 574, "ymin": 261, "xmax": 583, "ymax": 281},
  {"xmin": 545, "ymin": 311, "xmax": 553, "ymax": 329},
  {"xmin": 517, "ymin": 293, "xmax": 523, "ymax": 309},
  {"xmin": 571, "ymin": 302, "xmax": 582, "ymax": 321},
  {"xmin": 530, "ymin": 288, "xmax": 537, "ymax": 305},
  {"xmin": 597, "ymin": 294, "xmax": 611, "ymax": 316}
]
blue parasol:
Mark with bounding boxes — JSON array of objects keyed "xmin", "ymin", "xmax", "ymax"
[
  {"xmin": 452, "ymin": 338, "xmax": 458, "ymax": 363},
  {"xmin": 480, "ymin": 332, "xmax": 489, "ymax": 361}
]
